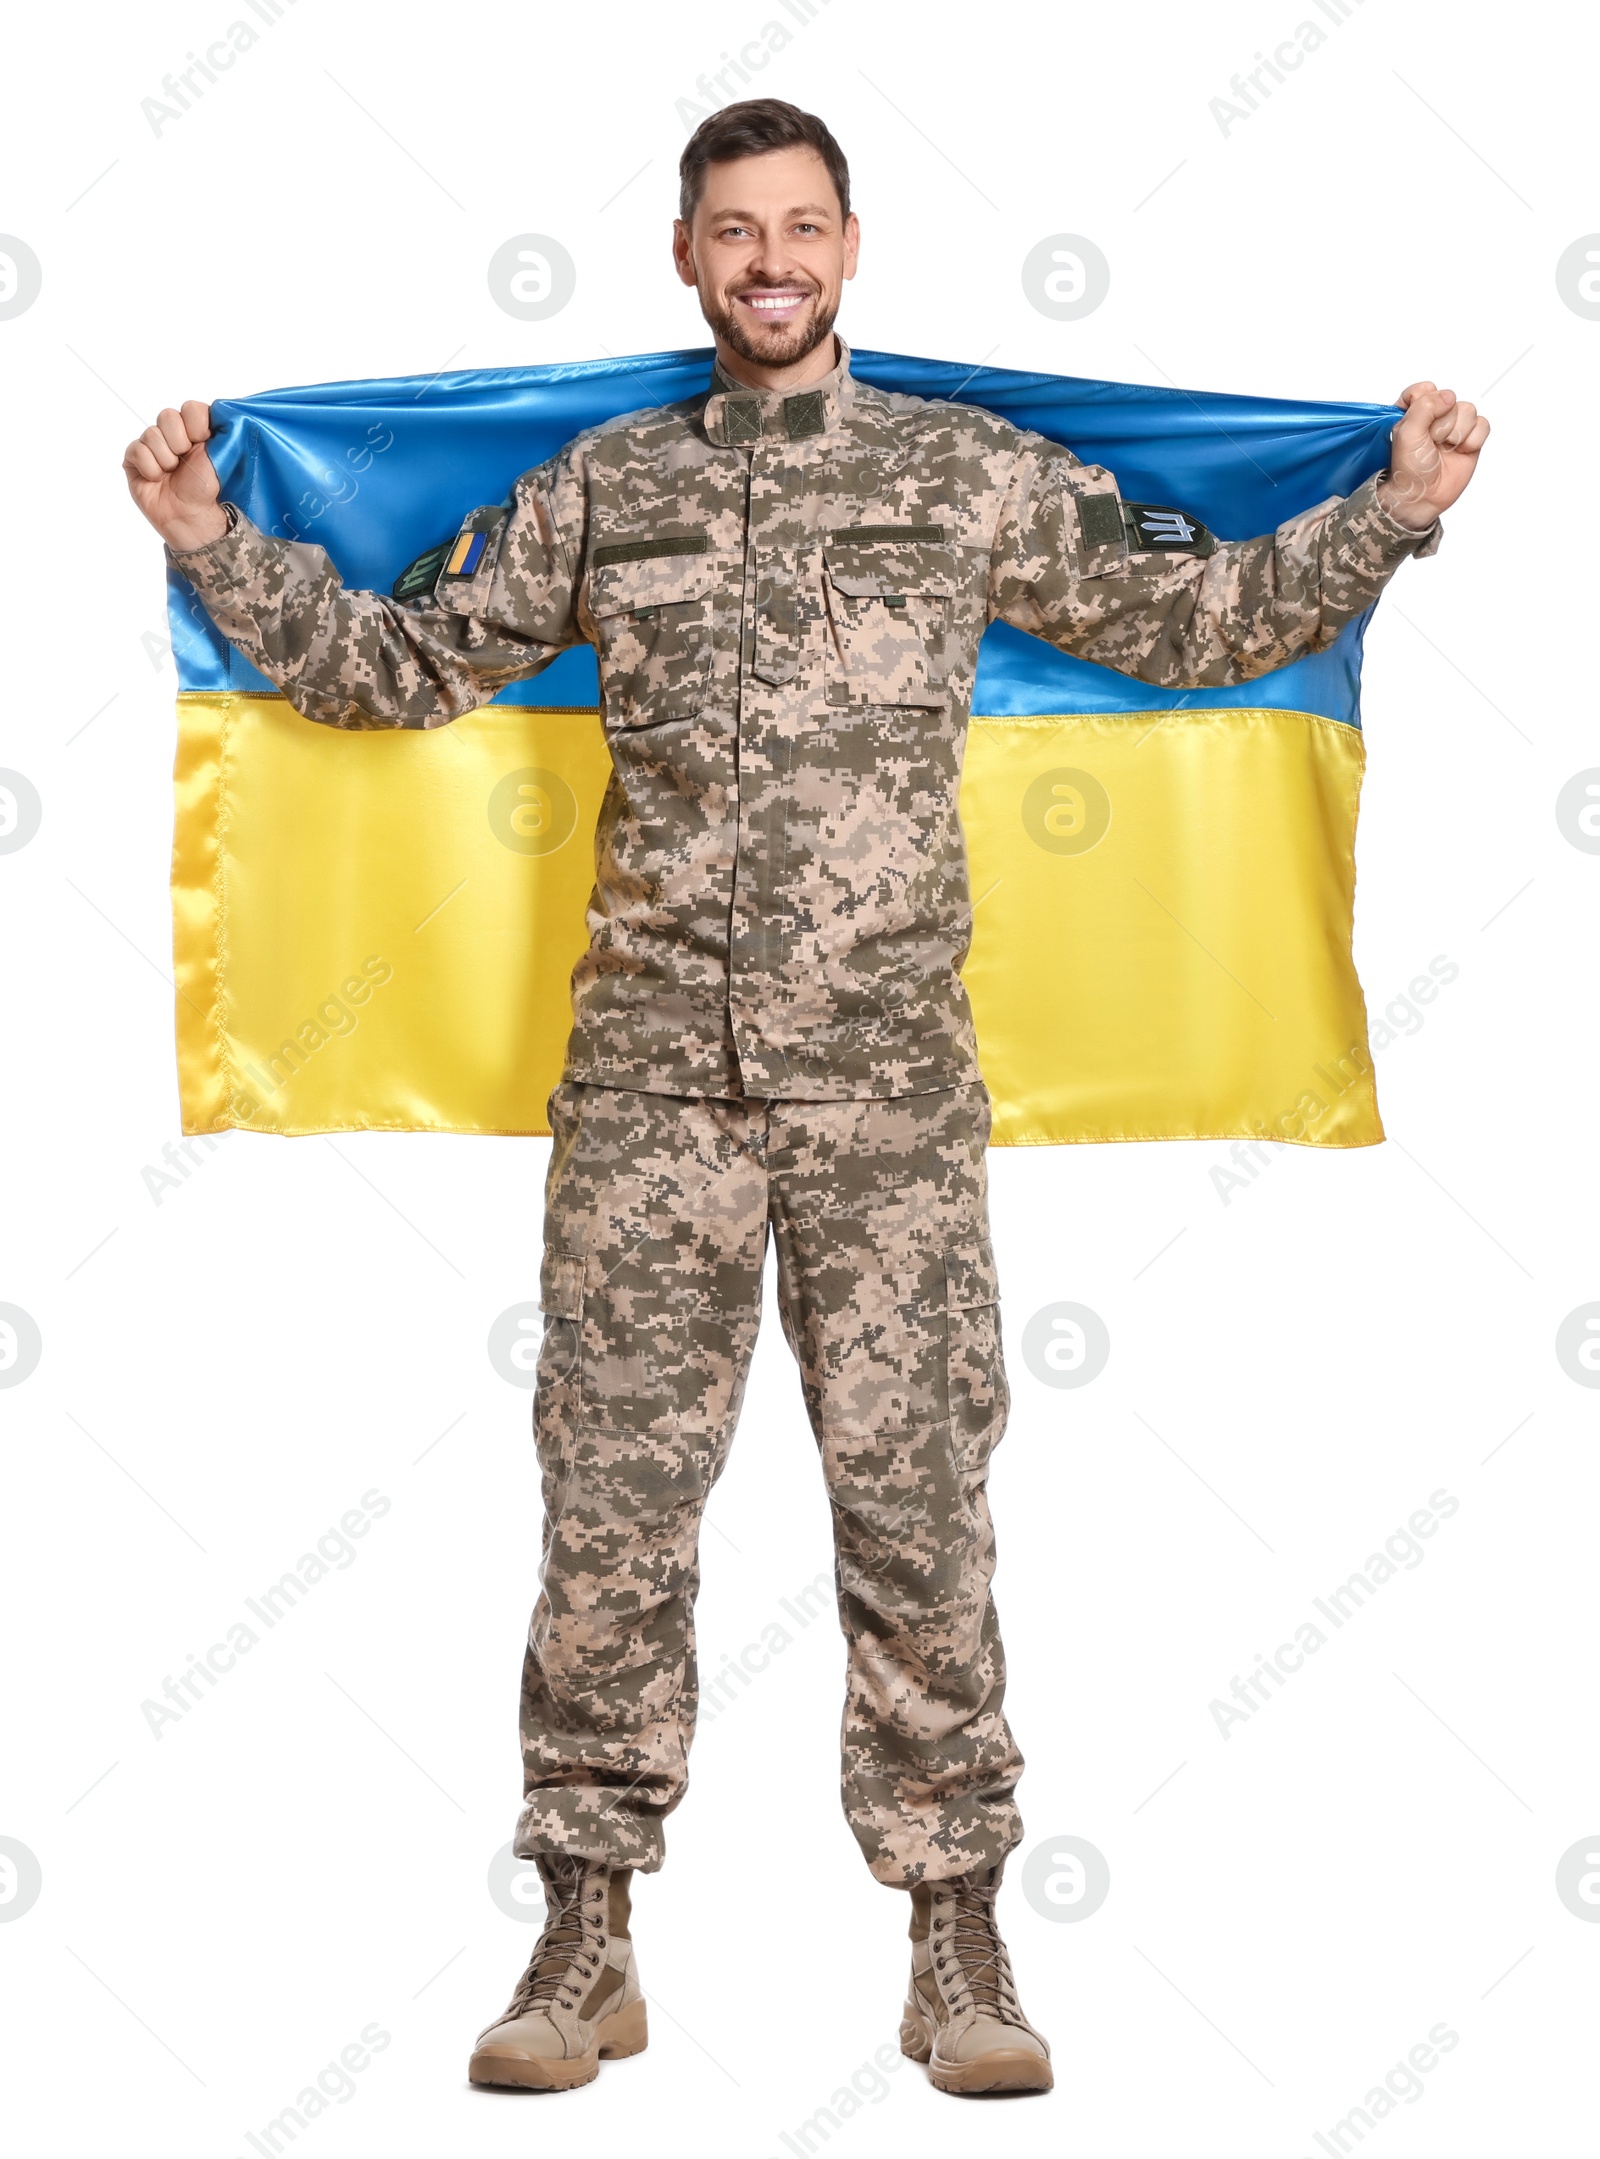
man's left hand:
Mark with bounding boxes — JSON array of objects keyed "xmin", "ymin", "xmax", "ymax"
[{"xmin": 1378, "ymin": 382, "xmax": 1490, "ymax": 530}]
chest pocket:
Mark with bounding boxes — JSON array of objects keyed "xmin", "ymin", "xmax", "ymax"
[
  {"xmin": 586, "ymin": 544, "xmax": 717, "ymax": 727},
  {"xmin": 822, "ymin": 529, "xmax": 958, "ymax": 710}
]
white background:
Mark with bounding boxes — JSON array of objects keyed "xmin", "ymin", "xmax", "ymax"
[{"xmin": 2, "ymin": 1, "xmax": 1595, "ymax": 2152}]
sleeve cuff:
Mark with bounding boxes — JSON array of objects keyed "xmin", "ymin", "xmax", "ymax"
[
  {"xmin": 164, "ymin": 504, "xmax": 276, "ymax": 599},
  {"xmin": 1340, "ymin": 471, "xmax": 1442, "ymax": 563}
]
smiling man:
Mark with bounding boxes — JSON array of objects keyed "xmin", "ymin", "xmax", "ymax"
[
  {"xmin": 683, "ymin": 150, "xmax": 856, "ymax": 358},
  {"xmin": 126, "ymin": 98, "xmax": 1486, "ymax": 2100}
]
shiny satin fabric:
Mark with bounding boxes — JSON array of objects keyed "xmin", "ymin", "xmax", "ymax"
[
  {"xmin": 173, "ymin": 694, "xmax": 1379, "ymax": 1148},
  {"xmin": 166, "ymin": 345, "xmax": 1400, "ymax": 729}
]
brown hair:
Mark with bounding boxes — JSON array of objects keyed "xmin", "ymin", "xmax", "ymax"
[{"xmin": 678, "ymin": 99, "xmax": 851, "ymax": 224}]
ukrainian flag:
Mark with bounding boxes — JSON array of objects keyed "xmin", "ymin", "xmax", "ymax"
[{"xmin": 167, "ymin": 349, "xmax": 1398, "ymax": 1148}]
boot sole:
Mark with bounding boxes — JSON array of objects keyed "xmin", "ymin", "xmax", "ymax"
[
  {"xmin": 900, "ymin": 2005, "xmax": 1053, "ymax": 2095},
  {"xmin": 469, "ymin": 1997, "xmax": 648, "ymax": 2090}
]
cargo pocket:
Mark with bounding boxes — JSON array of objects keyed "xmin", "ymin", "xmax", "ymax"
[
  {"xmin": 538, "ymin": 1247, "xmax": 584, "ymax": 1387},
  {"xmin": 821, "ymin": 529, "xmax": 957, "ymax": 710},
  {"xmin": 535, "ymin": 1247, "xmax": 585, "ymax": 1508},
  {"xmin": 585, "ymin": 544, "xmax": 718, "ymax": 726},
  {"xmin": 945, "ymin": 1239, "xmax": 1008, "ymax": 1481}
]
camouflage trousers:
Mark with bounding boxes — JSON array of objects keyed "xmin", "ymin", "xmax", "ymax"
[{"xmin": 513, "ymin": 1080, "xmax": 1025, "ymax": 1888}]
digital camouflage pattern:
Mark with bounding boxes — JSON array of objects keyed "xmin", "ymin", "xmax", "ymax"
[
  {"xmin": 169, "ymin": 341, "xmax": 1438, "ymax": 1101},
  {"xmin": 513, "ymin": 1080, "xmax": 1022, "ymax": 1886}
]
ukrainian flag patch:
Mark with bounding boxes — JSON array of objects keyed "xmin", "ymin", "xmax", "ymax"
[{"xmin": 444, "ymin": 528, "xmax": 488, "ymax": 578}]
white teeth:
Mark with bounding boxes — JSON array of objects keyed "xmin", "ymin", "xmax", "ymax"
[{"xmin": 745, "ymin": 295, "xmax": 804, "ymax": 310}]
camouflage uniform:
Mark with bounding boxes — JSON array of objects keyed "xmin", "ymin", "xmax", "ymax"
[
  {"xmin": 518, "ymin": 1080, "xmax": 1011, "ymax": 1883},
  {"xmin": 170, "ymin": 341, "xmax": 1437, "ymax": 1883}
]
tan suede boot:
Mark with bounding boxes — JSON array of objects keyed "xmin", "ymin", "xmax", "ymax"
[
  {"xmin": 468, "ymin": 1856, "xmax": 647, "ymax": 2091},
  {"xmin": 899, "ymin": 1865, "xmax": 1053, "ymax": 2095}
]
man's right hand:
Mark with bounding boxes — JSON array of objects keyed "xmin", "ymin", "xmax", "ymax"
[{"xmin": 123, "ymin": 402, "xmax": 230, "ymax": 551}]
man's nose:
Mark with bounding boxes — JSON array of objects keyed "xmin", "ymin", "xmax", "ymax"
[{"xmin": 749, "ymin": 237, "xmax": 800, "ymax": 282}]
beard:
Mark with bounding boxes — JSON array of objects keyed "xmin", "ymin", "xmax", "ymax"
[{"xmin": 700, "ymin": 276, "xmax": 840, "ymax": 370}]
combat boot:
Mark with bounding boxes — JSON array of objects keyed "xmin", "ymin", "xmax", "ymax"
[
  {"xmin": 468, "ymin": 1856, "xmax": 646, "ymax": 2090},
  {"xmin": 899, "ymin": 1864, "xmax": 1053, "ymax": 2095}
]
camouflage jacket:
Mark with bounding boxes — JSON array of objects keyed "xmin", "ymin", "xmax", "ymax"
[{"xmin": 169, "ymin": 341, "xmax": 1439, "ymax": 1101}]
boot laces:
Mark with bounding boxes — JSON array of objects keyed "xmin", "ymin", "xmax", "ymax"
[
  {"xmin": 505, "ymin": 1858, "xmax": 606, "ymax": 2014},
  {"xmin": 934, "ymin": 1875, "xmax": 1021, "ymax": 2019}
]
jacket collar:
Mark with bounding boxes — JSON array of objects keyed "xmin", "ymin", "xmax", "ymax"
[{"xmin": 701, "ymin": 337, "xmax": 853, "ymax": 446}]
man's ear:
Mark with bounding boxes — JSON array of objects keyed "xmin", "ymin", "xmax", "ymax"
[
  {"xmin": 842, "ymin": 212, "xmax": 861, "ymax": 283},
  {"xmin": 672, "ymin": 219, "xmax": 699, "ymax": 289}
]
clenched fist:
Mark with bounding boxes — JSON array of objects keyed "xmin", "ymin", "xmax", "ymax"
[
  {"xmin": 123, "ymin": 402, "xmax": 230, "ymax": 552},
  {"xmin": 1377, "ymin": 383, "xmax": 1490, "ymax": 530}
]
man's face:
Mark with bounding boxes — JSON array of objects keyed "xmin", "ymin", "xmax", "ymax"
[{"xmin": 674, "ymin": 145, "xmax": 860, "ymax": 372}]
